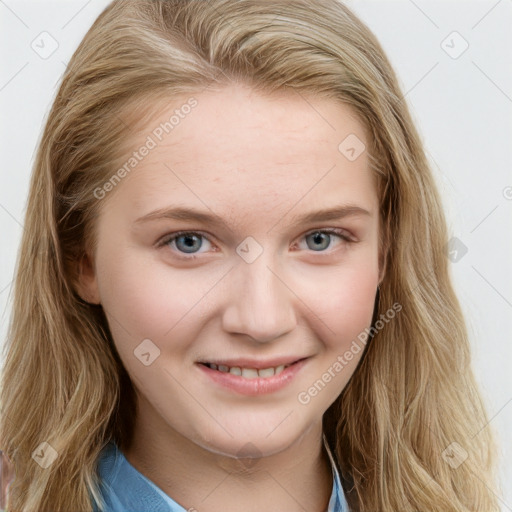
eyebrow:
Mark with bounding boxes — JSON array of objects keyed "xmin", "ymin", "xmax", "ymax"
[{"xmin": 134, "ymin": 204, "xmax": 372, "ymax": 230}]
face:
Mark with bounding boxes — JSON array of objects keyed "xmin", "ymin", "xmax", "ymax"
[{"xmin": 79, "ymin": 83, "xmax": 382, "ymax": 459}]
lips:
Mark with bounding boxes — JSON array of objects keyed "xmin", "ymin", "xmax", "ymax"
[{"xmin": 196, "ymin": 357, "xmax": 309, "ymax": 395}]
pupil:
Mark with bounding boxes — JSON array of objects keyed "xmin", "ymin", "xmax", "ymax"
[
  {"xmin": 310, "ymin": 232, "xmax": 328, "ymax": 251},
  {"xmin": 179, "ymin": 234, "xmax": 200, "ymax": 253}
]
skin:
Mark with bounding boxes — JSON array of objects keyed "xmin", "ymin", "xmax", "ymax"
[{"xmin": 78, "ymin": 82, "xmax": 383, "ymax": 512}]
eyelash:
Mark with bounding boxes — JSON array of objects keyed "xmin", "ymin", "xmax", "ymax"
[{"xmin": 156, "ymin": 228, "xmax": 354, "ymax": 260}]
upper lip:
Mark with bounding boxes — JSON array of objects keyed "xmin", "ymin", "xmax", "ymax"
[{"xmin": 197, "ymin": 356, "xmax": 308, "ymax": 370}]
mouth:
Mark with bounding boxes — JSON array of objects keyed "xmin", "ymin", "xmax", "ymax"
[
  {"xmin": 197, "ymin": 358, "xmax": 307, "ymax": 380},
  {"xmin": 196, "ymin": 357, "xmax": 310, "ymax": 395}
]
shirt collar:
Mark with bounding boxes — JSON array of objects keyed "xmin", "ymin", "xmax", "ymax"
[
  {"xmin": 322, "ymin": 433, "xmax": 350, "ymax": 512},
  {"xmin": 94, "ymin": 436, "xmax": 349, "ymax": 512}
]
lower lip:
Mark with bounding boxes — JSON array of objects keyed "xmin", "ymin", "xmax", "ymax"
[{"xmin": 196, "ymin": 359, "xmax": 308, "ymax": 396}]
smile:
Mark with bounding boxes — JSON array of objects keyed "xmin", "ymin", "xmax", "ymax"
[
  {"xmin": 196, "ymin": 358, "xmax": 309, "ymax": 396},
  {"xmin": 201, "ymin": 363, "xmax": 290, "ymax": 379}
]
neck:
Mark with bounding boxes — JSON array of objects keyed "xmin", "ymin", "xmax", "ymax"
[{"xmin": 123, "ymin": 397, "xmax": 333, "ymax": 512}]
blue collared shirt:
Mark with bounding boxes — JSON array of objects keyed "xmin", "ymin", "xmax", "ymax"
[{"xmin": 93, "ymin": 435, "xmax": 349, "ymax": 511}]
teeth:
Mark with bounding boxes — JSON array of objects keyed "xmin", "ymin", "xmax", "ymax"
[
  {"xmin": 241, "ymin": 368, "xmax": 259, "ymax": 379},
  {"xmin": 206, "ymin": 363, "xmax": 290, "ymax": 378},
  {"xmin": 258, "ymin": 367, "xmax": 275, "ymax": 378},
  {"xmin": 275, "ymin": 365, "xmax": 285, "ymax": 375}
]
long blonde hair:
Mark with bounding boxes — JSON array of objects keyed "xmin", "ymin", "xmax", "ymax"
[{"xmin": 0, "ymin": 1, "xmax": 501, "ymax": 510}]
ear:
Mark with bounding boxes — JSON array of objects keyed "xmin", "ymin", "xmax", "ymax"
[{"xmin": 75, "ymin": 252, "xmax": 101, "ymax": 305}]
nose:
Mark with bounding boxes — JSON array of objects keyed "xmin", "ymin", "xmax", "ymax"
[{"xmin": 221, "ymin": 254, "xmax": 297, "ymax": 343}]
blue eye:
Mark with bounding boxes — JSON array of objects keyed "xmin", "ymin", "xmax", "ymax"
[
  {"xmin": 159, "ymin": 231, "xmax": 213, "ymax": 258},
  {"xmin": 302, "ymin": 229, "xmax": 351, "ymax": 252},
  {"xmin": 157, "ymin": 228, "xmax": 352, "ymax": 260},
  {"xmin": 174, "ymin": 233, "xmax": 202, "ymax": 253}
]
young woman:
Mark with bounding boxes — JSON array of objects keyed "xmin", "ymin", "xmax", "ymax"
[{"xmin": 0, "ymin": 0, "xmax": 501, "ymax": 511}]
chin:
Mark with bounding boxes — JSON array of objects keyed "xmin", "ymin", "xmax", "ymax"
[{"xmin": 187, "ymin": 415, "xmax": 313, "ymax": 461}]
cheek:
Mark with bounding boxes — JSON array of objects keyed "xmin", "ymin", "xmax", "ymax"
[
  {"xmin": 286, "ymin": 266, "xmax": 377, "ymax": 415},
  {"xmin": 294, "ymin": 265, "xmax": 378, "ymax": 406},
  {"xmin": 323, "ymin": 285, "xmax": 376, "ymax": 373},
  {"xmin": 94, "ymin": 246, "xmax": 201, "ymax": 346},
  {"xmin": 296, "ymin": 257, "xmax": 379, "ymax": 348},
  {"xmin": 331, "ymin": 272, "xmax": 377, "ymax": 337}
]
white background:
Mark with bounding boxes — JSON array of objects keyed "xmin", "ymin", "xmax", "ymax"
[{"xmin": 1, "ymin": 0, "xmax": 511, "ymax": 509}]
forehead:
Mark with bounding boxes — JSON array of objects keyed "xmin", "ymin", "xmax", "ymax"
[{"xmin": 105, "ymin": 83, "xmax": 377, "ymax": 222}]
